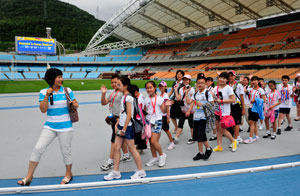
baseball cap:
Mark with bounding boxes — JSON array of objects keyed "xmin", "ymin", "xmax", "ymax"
[
  {"xmin": 183, "ymin": 74, "xmax": 192, "ymax": 80},
  {"xmin": 159, "ymin": 81, "xmax": 167, "ymax": 87}
]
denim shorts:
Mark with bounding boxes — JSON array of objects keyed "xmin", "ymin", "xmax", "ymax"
[
  {"xmin": 117, "ymin": 125, "xmax": 135, "ymax": 140},
  {"xmin": 151, "ymin": 120, "xmax": 163, "ymax": 134},
  {"xmin": 274, "ymin": 110, "xmax": 279, "ymax": 119}
]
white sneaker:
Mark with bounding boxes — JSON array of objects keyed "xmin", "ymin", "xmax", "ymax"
[
  {"xmin": 173, "ymin": 138, "xmax": 179, "ymax": 144},
  {"xmin": 130, "ymin": 170, "xmax": 146, "ymax": 179},
  {"xmin": 158, "ymin": 153, "xmax": 167, "ymax": 167},
  {"xmin": 104, "ymin": 171, "xmax": 121, "ymax": 181},
  {"xmin": 253, "ymin": 136, "xmax": 259, "ymax": 142},
  {"xmin": 259, "ymin": 125, "xmax": 263, "ymax": 130},
  {"xmin": 237, "ymin": 136, "xmax": 243, "ymax": 143},
  {"xmin": 243, "ymin": 137, "xmax": 253, "ymax": 144},
  {"xmin": 167, "ymin": 142, "xmax": 175, "ymax": 150},
  {"xmin": 145, "ymin": 157, "xmax": 159, "ymax": 167},
  {"xmin": 121, "ymin": 154, "xmax": 132, "ymax": 162}
]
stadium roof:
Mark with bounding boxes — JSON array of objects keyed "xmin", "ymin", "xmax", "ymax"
[{"xmin": 86, "ymin": 0, "xmax": 300, "ymax": 51}]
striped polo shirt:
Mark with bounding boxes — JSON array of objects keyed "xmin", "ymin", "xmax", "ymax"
[{"xmin": 39, "ymin": 86, "xmax": 75, "ymax": 132}]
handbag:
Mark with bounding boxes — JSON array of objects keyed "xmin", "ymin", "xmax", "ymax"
[
  {"xmin": 139, "ymin": 103, "xmax": 151, "ymax": 139},
  {"xmin": 64, "ymin": 88, "xmax": 79, "ymax": 123},
  {"xmin": 217, "ymin": 86, "xmax": 235, "ymax": 129}
]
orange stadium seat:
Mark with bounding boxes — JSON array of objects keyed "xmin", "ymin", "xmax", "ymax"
[
  {"xmin": 283, "ymin": 41, "xmax": 300, "ymax": 50},
  {"xmin": 248, "ymin": 27, "xmax": 273, "ymax": 37},
  {"xmin": 236, "ymin": 70, "xmax": 258, "ymax": 75},
  {"xmin": 218, "ymin": 39, "xmax": 243, "ymax": 49},
  {"xmin": 235, "ymin": 60, "xmax": 256, "ymax": 66},
  {"xmin": 254, "ymin": 59, "xmax": 282, "ymax": 65},
  {"xmin": 263, "ymin": 68, "xmax": 299, "ymax": 79},
  {"xmin": 194, "ymin": 63, "xmax": 208, "ymax": 70},
  {"xmin": 242, "ymin": 36, "xmax": 265, "ymax": 45},
  {"xmin": 279, "ymin": 57, "xmax": 300, "ymax": 64},
  {"xmin": 227, "ymin": 28, "xmax": 255, "ymax": 40},
  {"xmin": 253, "ymin": 69, "xmax": 274, "ymax": 78},
  {"xmin": 217, "ymin": 62, "xmax": 237, "ymax": 67},
  {"xmin": 259, "ymin": 32, "xmax": 288, "ymax": 44},
  {"xmin": 270, "ymin": 22, "xmax": 298, "ymax": 34}
]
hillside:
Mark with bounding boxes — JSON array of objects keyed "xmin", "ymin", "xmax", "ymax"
[{"xmin": 0, "ymin": 0, "xmax": 118, "ymax": 52}]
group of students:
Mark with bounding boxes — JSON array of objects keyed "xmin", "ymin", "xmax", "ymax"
[{"xmin": 17, "ymin": 68, "xmax": 300, "ymax": 186}]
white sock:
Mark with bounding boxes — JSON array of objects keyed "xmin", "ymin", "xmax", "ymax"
[
  {"xmin": 124, "ymin": 153, "xmax": 130, "ymax": 158},
  {"xmin": 289, "ymin": 124, "xmax": 293, "ymax": 127},
  {"xmin": 174, "ymin": 137, "xmax": 179, "ymax": 140},
  {"xmin": 266, "ymin": 130, "xmax": 270, "ymax": 134},
  {"xmin": 108, "ymin": 158, "xmax": 114, "ymax": 163}
]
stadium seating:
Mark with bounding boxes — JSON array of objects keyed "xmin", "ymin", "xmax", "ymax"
[
  {"xmin": 254, "ymin": 59, "xmax": 282, "ymax": 65},
  {"xmin": 62, "ymin": 72, "xmax": 71, "ymax": 79},
  {"xmin": 259, "ymin": 32, "xmax": 288, "ymax": 44},
  {"xmin": 60, "ymin": 56, "xmax": 78, "ymax": 62},
  {"xmin": 23, "ymin": 73, "xmax": 39, "ymax": 79},
  {"xmin": 5, "ymin": 72, "xmax": 24, "ymax": 79},
  {"xmin": 82, "ymin": 66, "xmax": 98, "ymax": 71},
  {"xmin": 0, "ymin": 72, "xmax": 8, "ymax": 80},
  {"xmin": 98, "ymin": 66, "xmax": 113, "ymax": 72},
  {"xmin": 112, "ymin": 56, "xmax": 127, "ymax": 61},
  {"xmin": 217, "ymin": 62, "xmax": 237, "ymax": 67},
  {"xmin": 263, "ymin": 68, "xmax": 299, "ymax": 79},
  {"xmin": 123, "ymin": 48, "xmax": 141, "ymax": 55},
  {"xmin": 283, "ymin": 41, "xmax": 300, "ymax": 50},
  {"xmin": 95, "ymin": 57, "xmax": 112, "ymax": 62},
  {"xmin": 252, "ymin": 69, "xmax": 273, "ymax": 77},
  {"xmin": 71, "ymin": 72, "xmax": 86, "ymax": 79},
  {"xmin": 0, "ymin": 65, "xmax": 10, "ymax": 72},
  {"xmin": 39, "ymin": 72, "xmax": 45, "ymax": 79},
  {"xmin": 15, "ymin": 55, "xmax": 35, "ymax": 61},
  {"xmin": 29, "ymin": 66, "xmax": 47, "ymax": 72},
  {"xmin": 0, "ymin": 54, "xmax": 13, "ymax": 61},
  {"xmin": 51, "ymin": 66, "xmax": 64, "ymax": 71},
  {"xmin": 270, "ymin": 22, "xmax": 298, "ymax": 34},
  {"xmin": 218, "ymin": 39, "xmax": 243, "ymax": 49},
  {"xmin": 109, "ymin": 49, "xmax": 124, "ymax": 56},
  {"xmin": 65, "ymin": 66, "xmax": 81, "ymax": 72},
  {"xmin": 37, "ymin": 56, "xmax": 59, "ymax": 61},
  {"xmin": 11, "ymin": 65, "xmax": 29, "ymax": 72},
  {"xmin": 227, "ymin": 28, "xmax": 255, "ymax": 40},
  {"xmin": 279, "ymin": 57, "xmax": 300, "ymax": 64},
  {"xmin": 236, "ymin": 70, "xmax": 258, "ymax": 75},
  {"xmin": 235, "ymin": 60, "xmax": 256, "ymax": 66},
  {"xmin": 79, "ymin": 57, "xmax": 94, "ymax": 62},
  {"xmin": 127, "ymin": 66, "xmax": 135, "ymax": 71},
  {"xmin": 126, "ymin": 56, "xmax": 143, "ymax": 61},
  {"xmin": 86, "ymin": 72, "xmax": 100, "ymax": 79},
  {"xmin": 112, "ymin": 65, "xmax": 128, "ymax": 71}
]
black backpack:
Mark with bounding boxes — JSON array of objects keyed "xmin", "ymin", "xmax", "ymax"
[{"xmin": 194, "ymin": 90, "xmax": 209, "ymax": 102}]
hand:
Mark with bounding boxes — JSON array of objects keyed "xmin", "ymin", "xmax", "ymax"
[
  {"xmin": 269, "ymin": 106, "xmax": 274, "ymax": 111},
  {"xmin": 251, "ymin": 99, "xmax": 255, "ymax": 104},
  {"xmin": 196, "ymin": 101, "xmax": 202, "ymax": 107},
  {"xmin": 241, "ymin": 108, "xmax": 245, "ymax": 115},
  {"xmin": 46, "ymin": 88, "xmax": 54, "ymax": 96},
  {"xmin": 186, "ymin": 111, "xmax": 190, "ymax": 117},
  {"xmin": 216, "ymin": 99, "xmax": 221, "ymax": 103},
  {"xmin": 101, "ymin": 85, "xmax": 107, "ymax": 94},
  {"xmin": 165, "ymin": 100, "xmax": 174, "ymax": 106},
  {"xmin": 115, "ymin": 124, "xmax": 119, "ymax": 134},
  {"xmin": 120, "ymin": 129, "xmax": 126, "ymax": 136},
  {"xmin": 167, "ymin": 117, "xmax": 170, "ymax": 124},
  {"xmin": 293, "ymin": 86, "xmax": 296, "ymax": 92}
]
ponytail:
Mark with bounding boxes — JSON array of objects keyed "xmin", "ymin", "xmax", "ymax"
[{"xmin": 121, "ymin": 77, "xmax": 135, "ymax": 96}]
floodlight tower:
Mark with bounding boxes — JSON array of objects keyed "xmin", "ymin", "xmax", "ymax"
[{"xmin": 46, "ymin": 27, "xmax": 66, "ymax": 55}]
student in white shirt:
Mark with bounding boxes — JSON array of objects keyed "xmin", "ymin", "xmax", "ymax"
[
  {"xmin": 277, "ymin": 75, "xmax": 294, "ymax": 134},
  {"xmin": 292, "ymin": 73, "xmax": 300, "ymax": 121},
  {"xmin": 145, "ymin": 81, "xmax": 173, "ymax": 168},
  {"xmin": 242, "ymin": 76, "xmax": 251, "ymax": 130},
  {"xmin": 263, "ymin": 80, "xmax": 281, "ymax": 140},
  {"xmin": 243, "ymin": 76, "xmax": 266, "ymax": 144},
  {"xmin": 158, "ymin": 81, "xmax": 175, "ymax": 151},
  {"xmin": 104, "ymin": 78, "xmax": 146, "ymax": 181},
  {"xmin": 174, "ymin": 74, "xmax": 195, "ymax": 145},
  {"xmin": 212, "ymin": 72, "xmax": 237, "ymax": 152},
  {"xmin": 190, "ymin": 76, "xmax": 213, "ymax": 161},
  {"xmin": 206, "ymin": 77, "xmax": 218, "ymax": 141}
]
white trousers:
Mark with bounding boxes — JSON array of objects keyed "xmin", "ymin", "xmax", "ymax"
[{"xmin": 30, "ymin": 128, "xmax": 73, "ymax": 165}]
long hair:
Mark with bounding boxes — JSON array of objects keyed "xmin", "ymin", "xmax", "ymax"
[
  {"xmin": 206, "ymin": 77, "xmax": 214, "ymax": 88},
  {"xmin": 120, "ymin": 77, "xmax": 135, "ymax": 96},
  {"xmin": 175, "ymin": 70, "xmax": 185, "ymax": 81}
]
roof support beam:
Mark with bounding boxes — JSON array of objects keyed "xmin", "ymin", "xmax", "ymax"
[
  {"xmin": 111, "ymin": 33, "xmax": 133, "ymax": 44},
  {"xmin": 272, "ymin": 0, "xmax": 295, "ymax": 13},
  {"xmin": 139, "ymin": 13, "xmax": 181, "ymax": 35},
  {"xmin": 153, "ymin": 1, "xmax": 205, "ymax": 30},
  {"xmin": 123, "ymin": 24, "xmax": 157, "ymax": 41},
  {"xmin": 180, "ymin": 0, "xmax": 231, "ymax": 26},
  {"xmin": 220, "ymin": 0, "xmax": 261, "ymax": 20}
]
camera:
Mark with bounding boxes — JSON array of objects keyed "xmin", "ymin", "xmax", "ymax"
[{"xmin": 105, "ymin": 115, "xmax": 117, "ymax": 125}]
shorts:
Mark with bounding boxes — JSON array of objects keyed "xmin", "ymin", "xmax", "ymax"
[
  {"xmin": 248, "ymin": 108, "xmax": 259, "ymax": 122},
  {"xmin": 193, "ymin": 120, "xmax": 207, "ymax": 142},
  {"xmin": 151, "ymin": 120, "xmax": 163, "ymax": 134},
  {"xmin": 117, "ymin": 125, "xmax": 135, "ymax": 140},
  {"xmin": 215, "ymin": 114, "xmax": 221, "ymax": 121},
  {"xmin": 274, "ymin": 110, "xmax": 279, "ymax": 119},
  {"xmin": 279, "ymin": 108, "xmax": 291, "ymax": 114},
  {"xmin": 170, "ymin": 101, "xmax": 182, "ymax": 119},
  {"xmin": 178, "ymin": 112, "xmax": 193, "ymax": 129},
  {"xmin": 162, "ymin": 116, "xmax": 170, "ymax": 131},
  {"xmin": 231, "ymin": 103, "xmax": 242, "ymax": 125}
]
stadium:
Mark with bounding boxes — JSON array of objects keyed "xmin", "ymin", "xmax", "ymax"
[{"xmin": 1, "ymin": 0, "xmax": 300, "ymax": 195}]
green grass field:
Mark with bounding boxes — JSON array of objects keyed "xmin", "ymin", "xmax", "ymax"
[{"xmin": 0, "ymin": 79, "xmax": 188, "ymax": 94}]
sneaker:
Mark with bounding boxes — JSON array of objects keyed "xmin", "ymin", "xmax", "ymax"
[
  {"xmin": 100, "ymin": 160, "xmax": 114, "ymax": 171},
  {"xmin": 203, "ymin": 148, "xmax": 213, "ymax": 160},
  {"xmin": 229, "ymin": 140, "xmax": 239, "ymax": 148},
  {"xmin": 158, "ymin": 153, "xmax": 167, "ymax": 167},
  {"xmin": 243, "ymin": 137, "xmax": 253, "ymax": 144},
  {"xmin": 239, "ymin": 128, "xmax": 243, "ymax": 132},
  {"xmin": 213, "ymin": 146, "xmax": 223, "ymax": 152},
  {"xmin": 121, "ymin": 154, "xmax": 132, "ymax": 162},
  {"xmin": 259, "ymin": 125, "xmax": 263, "ymax": 130},
  {"xmin": 167, "ymin": 142, "xmax": 175, "ymax": 150},
  {"xmin": 281, "ymin": 119, "xmax": 285, "ymax": 125},
  {"xmin": 209, "ymin": 135, "xmax": 217, "ymax": 141},
  {"xmin": 253, "ymin": 136, "xmax": 259, "ymax": 142},
  {"xmin": 104, "ymin": 171, "xmax": 121, "ymax": 181},
  {"xmin": 173, "ymin": 138, "xmax": 179, "ymax": 144},
  {"xmin": 130, "ymin": 170, "xmax": 146, "ymax": 179},
  {"xmin": 237, "ymin": 136, "xmax": 243, "ymax": 143},
  {"xmin": 271, "ymin": 135, "xmax": 276, "ymax": 140},
  {"xmin": 277, "ymin": 128, "xmax": 281, "ymax": 135},
  {"xmin": 145, "ymin": 157, "xmax": 158, "ymax": 167},
  {"xmin": 193, "ymin": 152, "xmax": 204, "ymax": 161},
  {"xmin": 187, "ymin": 138, "xmax": 195, "ymax": 145},
  {"xmin": 284, "ymin": 126, "xmax": 293, "ymax": 131},
  {"xmin": 263, "ymin": 133, "xmax": 271, "ymax": 138},
  {"xmin": 231, "ymin": 140, "xmax": 237, "ymax": 152}
]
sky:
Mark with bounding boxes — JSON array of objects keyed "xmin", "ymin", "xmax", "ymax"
[{"xmin": 59, "ymin": 0, "xmax": 131, "ymax": 21}]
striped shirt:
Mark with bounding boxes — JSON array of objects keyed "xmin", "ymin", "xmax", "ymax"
[{"xmin": 39, "ymin": 86, "xmax": 75, "ymax": 132}]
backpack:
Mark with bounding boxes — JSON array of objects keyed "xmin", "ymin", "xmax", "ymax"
[{"xmin": 194, "ymin": 90, "xmax": 209, "ymax": 102}]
